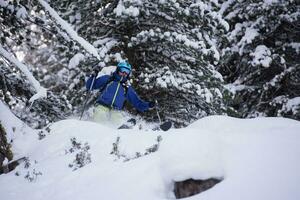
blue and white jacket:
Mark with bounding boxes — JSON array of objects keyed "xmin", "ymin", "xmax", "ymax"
[{"xmin": 86, "ymin": 72, "xmax": 150, "ymax": 112}]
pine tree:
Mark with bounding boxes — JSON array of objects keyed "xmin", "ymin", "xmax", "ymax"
[
  {"xmin": 219, "ymin": 0, "xmax": 300, "ymax": 120},
  {"xmin": 93, "ymin": 0, "xmax": 230, "ymax": 126},
  {"xmin": 0, "ymin": 1, "xmax": 71, "ymax": 128},
  {"xmin": 28, "ymin": 0, "xmax": 110, "ymax": 118}
]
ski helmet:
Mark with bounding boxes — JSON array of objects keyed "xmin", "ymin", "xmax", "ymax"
[{"xmin": 117, "ymin": 61, "xmax": 132, "ymax": 74}]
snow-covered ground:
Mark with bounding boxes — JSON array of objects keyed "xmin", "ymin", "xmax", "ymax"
[{"xmin": 1, "ymin": 102, "xmax": 300, "ymax": 200}]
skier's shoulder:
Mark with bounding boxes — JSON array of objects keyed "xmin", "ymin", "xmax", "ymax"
[
  {"xmin": 126, "ymin": 83, "xmax": 138, "ymax": 95},
  {"xmin": 99, "ymin": 74, "xmax": 111, "ymax": 80},
  {"xmin": 96, "ymin": 74, "xmax": 112, "ymax": 83}
]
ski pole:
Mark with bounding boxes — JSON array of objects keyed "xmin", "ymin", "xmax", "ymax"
[
  {"xmin": 80, "ymin": 75, "xmax": 96, "ymax": 120},
  {"xmin": 155, "ymin": 100, "xmax": 162, "ymax": 124},
  {"xmin": 79, "ymin": 62, "xmax": 102, "ymax": 120}
]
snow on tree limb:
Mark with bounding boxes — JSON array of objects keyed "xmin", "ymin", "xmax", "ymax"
[
  {"xmin": 0, "ymin": 46, "xmax": 47, "ymax": 102},
  {"xmin": 38, "ymin": 0, "xmax": 100, "ymax": 60}
]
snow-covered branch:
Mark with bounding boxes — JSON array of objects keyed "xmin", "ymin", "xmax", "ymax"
[
  {"xmin": 0, "ymin": 45, "xmax": 47, "ymax": 102},
  {"xmin": 38, "ymin": 0, "xmax": 100, "ymax": 60}
]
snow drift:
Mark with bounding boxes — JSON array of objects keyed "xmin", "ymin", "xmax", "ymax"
[{"xmin": 0, "ymin": 105, "xmax": 300, "ymax": 200}]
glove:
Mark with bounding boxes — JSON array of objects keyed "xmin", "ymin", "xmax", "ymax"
[
  {"xmin": 148, "ymin": 101, "xmax": 156, "ymax": 109},
  {"xmin": 91, "ymin": 68, "xmax": 99, "ymax": 77}
]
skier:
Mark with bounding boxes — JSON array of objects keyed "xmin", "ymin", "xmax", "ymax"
[{"xmin": 86, "ymin": 61, "xmax": 155, "ymax": 127}]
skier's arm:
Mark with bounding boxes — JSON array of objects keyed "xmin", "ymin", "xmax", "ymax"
[
  {"xmin": 86, "ymin": 75, "xmax": 110, "ymax": 90},
  {"xmin": 126, "ymin": 87, "xmax": 150, "ymax": 112}
]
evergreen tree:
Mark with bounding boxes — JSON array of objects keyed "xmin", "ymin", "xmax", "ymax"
[
  {"xmin": 219, "ymin": 0, "xmax": 300, "ymax": 120},
  {"xmin": 0, "ymin": 0, "xmax": 71, "ymax": 128},
  {"xmin": 28, "ymin": 0, "xmax": 113, "ymax": 119},
  {"xmin": 93, "ymin": 0, "xmax": 230, "ymax": 126}
]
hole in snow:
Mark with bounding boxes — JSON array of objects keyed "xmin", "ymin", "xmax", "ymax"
[{"xmin": 173, "ymin": 178, "xmax": 223, "ymax": 199}]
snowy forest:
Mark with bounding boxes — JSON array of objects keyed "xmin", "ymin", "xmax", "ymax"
[
  {"xmin": 0, "ymin": 0, "xmax": 300, "ymax": 199},
  {"xmin": 1, "ymin": 0, "xmax": 299, "ymax": 128}
]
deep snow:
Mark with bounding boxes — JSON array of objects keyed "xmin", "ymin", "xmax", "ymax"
[{"xmin": 1, "ymin": 102, "xmax": 300, "ymax": 200}]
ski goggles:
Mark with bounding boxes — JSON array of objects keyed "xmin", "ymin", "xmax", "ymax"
[{"xmin": 119, "ymin": 67, "xmax": 131, "ymax": 74}]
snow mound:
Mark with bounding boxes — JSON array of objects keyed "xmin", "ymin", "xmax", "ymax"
[{"xmin": 0, "ymin": 114, "xmax": 300, "ymax": 200}]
